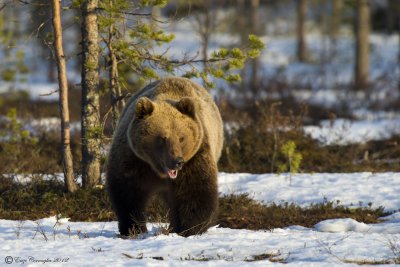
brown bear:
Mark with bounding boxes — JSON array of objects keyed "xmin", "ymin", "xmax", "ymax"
[{"xmin": 106, "ymin": 77, "xmax": 223, "ymax": 237}]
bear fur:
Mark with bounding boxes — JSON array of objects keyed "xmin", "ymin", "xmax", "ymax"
[{"xmin": 106, "ymin": 77, "xmax": 223, "ymax": 237}]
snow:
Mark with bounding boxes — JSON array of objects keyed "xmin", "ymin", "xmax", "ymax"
[
  {"xmin": 1, "ymin": 215, "xmax": 400, "ymax": 266},
  {"xmin": 0, "ymin": 82, "xmax": 59, "ymax": 101},
  {"xmin": 381, "ymin": 212, "xmax": 400, "ymax": 221},
  {"xmin": 1, "ymin": 172, "xmax": 400, "ymax": 266},
  {"xmin": 304, "ymin": 118, "xmax": 400, "ymax": 145},
  {"xmin": 315, "ymin": 218, "xmax": 400, "ymax": 234},
  {"xmin": 28, "ymin": 118, "xmax": 81, "ymax": 134},
  {"xmin": 315, "ymin": 218, "xmax": 371, "ymax": 233},
  {"xmin": 8, "ymin": 114, "xmax": 399, "ymax": 146},
  {"xmin": 219, "ymin": 172, "xmax": 400, "ymax": 211}
]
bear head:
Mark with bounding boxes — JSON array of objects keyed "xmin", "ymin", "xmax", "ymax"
[{"xmin": 127, "ymin": 96, "xmax": 204, "ymax": 179}]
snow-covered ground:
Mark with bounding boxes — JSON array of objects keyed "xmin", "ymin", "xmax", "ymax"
[
  {"xmin": 304, "ymin": 118, "xmax": 400, "ymax": 145},
  {"xmin": 219, "ymin": 172, "xmax": 400, "ymax": 211},
  {"xmin": 1, "ymin": 172, "xmax": 400, "ymax": 266}
]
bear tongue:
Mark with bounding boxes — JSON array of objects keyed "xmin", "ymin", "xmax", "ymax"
[{"xmin": 167, "ymin": 169, "xmax": 178, "ymax": 179}]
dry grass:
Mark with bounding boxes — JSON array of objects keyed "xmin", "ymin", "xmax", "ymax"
[
  {"xmin": 0, "ymin": 176, "xmax": 113, "ymax": 221},
  {"xmin": 0, "ymin": 177, "xmax": 389, "ymax": 231},
  {"xmin": 341, "ymin": 259, "xmax": 393, "ymax": 265},
  {"xmin": 244, "ymin": 252, "xmax": 287, "ymax": 263},
  {"xmin": 218, "ymin": 101, "xmax": 400, "ymax": 173},
  {"xmin": 218, "ymin": 194, "xmax": 386, "ymax": 230}
]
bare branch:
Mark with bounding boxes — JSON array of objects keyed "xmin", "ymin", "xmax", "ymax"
[
  {"xmin": 39, "ymin": 89, "xmax": 59, "ymax": 97},
  {"xmin": 96, "ymin": 7, "xmax": 151, "ymax": 17}
]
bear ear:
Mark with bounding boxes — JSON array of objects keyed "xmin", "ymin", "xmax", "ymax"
[
  {"xmin": 176, "ymin": 97, "xmax": 196, "ymax": 118},
  {"xmin": 135, "ymin": 97, "xmax": 154, "ymax": 119}
]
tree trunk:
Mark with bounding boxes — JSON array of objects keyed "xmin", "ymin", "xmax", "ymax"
[
  {"xmin": 354, "ymin": 0, "xmax": 370, "ymax": 90},
  {"xmin": 107, "ymin": 0, "xmax": 124, "ymax": 130},
  {"xmin": 202, "ymin": 5, "xmax": 210, "ymax": 72},
  {"xmin": 330, "ymin": 0, "xmax": 342, "ymax": 41},
  {"xmin": 50, "ymin": 0, "xmax": 78, "ymax": 193},
  {"xmin": 397, "ymin": 6, "xmax": 400, "ymax": 92},
  {"xmin": 329, "ymin": 0, "xmax": 342, "ymax": 58},
  {"xmin": 398, "ymin": 17, "xmax": 400, "ymax": 66},
  {"xmin": 386, "ymin": 0, "xmax": 397, "ymax": 34},
  {"xmin": 109, "ymin": 44, "xmax": 122, "ymax": 130},
  {"xmin": 296, "ymin": 0, "xmax": 307, "ymax": 62},
  {"xmin": 250, "ymin": 0, "xmax": 260, "ymax": 96},
  {"xmin": 237, "ymin": 0, "xmax": 246, "ymax": 94},
  {"xmin": 80, "ymin": 0, "xmax": 101, "ymax": 188}
]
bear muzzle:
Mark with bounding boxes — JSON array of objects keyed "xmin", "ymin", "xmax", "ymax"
[
  {"xmin": 167, "ymin": 169, "xmax": 178, "ymax": 179},
  {"xmin": 166, "ymin": 157, "xmax": 184, "ymax": 179}
]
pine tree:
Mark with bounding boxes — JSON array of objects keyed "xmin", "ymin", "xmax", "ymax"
[
  {"xmin": 80, "ymin": 0, "xmax": 102, "ymax": 188},
  {"xmin": 98, "ymin": 0, "xmax": 265, "ymax": 95},
  {"xmin": 50, "ymin": 0, "xmax": 78, "ymax": 192}
]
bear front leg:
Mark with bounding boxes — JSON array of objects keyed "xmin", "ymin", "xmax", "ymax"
[
  {"xmin": 117, "ymin": 203, "xmax": 147, "ymax": 236},
  {"xmin": 168, "ymin": 155, "xmax": 219, "ymax": 237},
  {"xmin": 108, "ymin": 181, "xmax": 150, "ymax": 236}
]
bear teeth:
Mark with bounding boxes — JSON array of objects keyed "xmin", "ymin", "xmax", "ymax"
[{"xmin": 168, "ymin": 169, "xmax": 178, "ymax": 179}]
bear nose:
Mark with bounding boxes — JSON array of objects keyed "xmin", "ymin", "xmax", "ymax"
[{"xmin": 174, "ymin": 157, "xmax": 184, "ymax": 170}]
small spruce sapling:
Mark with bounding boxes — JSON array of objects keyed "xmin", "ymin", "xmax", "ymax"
[{"xmin": 277, "ymin": 141, "xmax": 302, "ymax": 182}]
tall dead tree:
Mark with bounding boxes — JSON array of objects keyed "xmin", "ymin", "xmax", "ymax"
[
  {"xmin": 50, "ymin": 0, "xmax": 78, "ymax": 192},
  {"xmin": 354, "ymin": 0, "xmax": 370, "ymax": 89},
  {"xmin": 296, "ymin": 0, "xmax": 308, "ymax": 62},
  {"xmin": 81, "ymin": 0, "xmax": 101, "ymax": 188}
]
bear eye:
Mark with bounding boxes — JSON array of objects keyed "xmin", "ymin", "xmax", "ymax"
[
  {"xmin": 157, "ymin": 136, "xmax": 166, "ymax": 146},
  {"xmin": 179, "ymin": 137, "xmax": 185, "ymax": 143}
]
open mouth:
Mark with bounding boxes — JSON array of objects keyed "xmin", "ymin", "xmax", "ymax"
[{"xmin": 167, "ymin": 169, "xmax": 178, "ymax": 179}]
